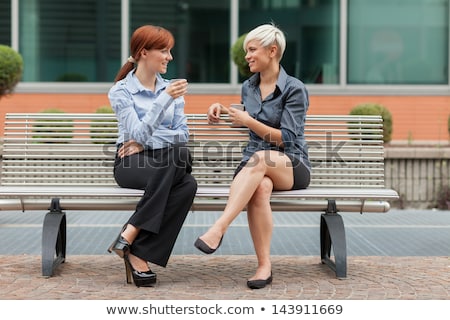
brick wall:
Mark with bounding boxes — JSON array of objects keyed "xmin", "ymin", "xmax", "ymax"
[{"xmin": 1, "ymin": 93, "xmax": 449, "ymax": 143}]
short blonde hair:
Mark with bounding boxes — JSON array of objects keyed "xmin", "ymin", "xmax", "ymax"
[{"xmin": 243, "ymin": 23, "xmax": 286, "ymax": 61}]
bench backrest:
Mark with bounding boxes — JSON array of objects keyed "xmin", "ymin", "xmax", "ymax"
[{"xmin": 1, "ymin": 113, "xmax": 386, "ymax": 189}]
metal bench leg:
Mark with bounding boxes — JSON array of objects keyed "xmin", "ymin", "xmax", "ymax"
[
  {"xmin": 320, "ymin": 200, "xmax": 347, "ymax": 279},
  {"xmin": 42, "ymin": 198, "xmax": 66, "ymax": 277}
]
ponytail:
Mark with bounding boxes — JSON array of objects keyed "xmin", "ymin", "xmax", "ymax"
[{"xmin": 114, "ymin": 60, "xmax": 135, "ymax": 82}]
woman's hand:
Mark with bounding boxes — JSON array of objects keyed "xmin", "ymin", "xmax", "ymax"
[
  {"xmin": 207, "ymin": 103, "xmax": 225, "ymax": 124},
  {"xmin": 229, "ymin": 107, "xmax": 249, "ymax": 127},
  {"xmin": 118, "ymin": 140, "xmax": 144, "ymax": 158},
  {"xmin": 166, "ymin": 79, "xmax": 188, "ymax": 99}
]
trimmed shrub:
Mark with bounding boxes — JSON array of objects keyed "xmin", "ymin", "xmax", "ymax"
[
  {"xmin": 95, "ymin": 105, "xmax": 114, "ymax": 114},
  {"xmin": 0, "ymin": 45, "xmax": 23, "ymax": 98},
  {"xmin": 90, "ymin": 105, "xmax": 117, "ymax": 144},
  {"xmin": 349, "ymin": 103, "xmax": 393, "ymax": 143},
  {"xmin": 56, "ymin": 73, "xmax": 88, "ymax": 82},
  {"xmin": 231, "ymin": 33, "xmax": 252, "ymax": 78},
  {"xmin": 32, "ymin": 108, "xmax": 73, "ymax": 143}
]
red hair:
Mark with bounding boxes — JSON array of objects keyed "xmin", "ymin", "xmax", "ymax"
[{"xmin": 114, "ymin": 25, "xmax": 175, "ymax": 82}]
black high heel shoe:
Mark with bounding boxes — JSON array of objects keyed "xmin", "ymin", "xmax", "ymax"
[
  {"xmin": 194, "ymin": 235, "xmax": 223, "ymax": 254},
  {"xmin": 247, "ymin": 272, "xmax": 273, "ymax": 289},
  {"xmin": 124, "ymin": 254, "xmax": 157, "ymax": 287},
  {"xmin": 107, "ymin": 224, "xmax": 130, "ymax": 258}
]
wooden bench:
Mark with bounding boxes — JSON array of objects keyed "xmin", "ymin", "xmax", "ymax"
[{"xmin": 0, "ymin": 112, "xmax": 399, "ymax": 278}]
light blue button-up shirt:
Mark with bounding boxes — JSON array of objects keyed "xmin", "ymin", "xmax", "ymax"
[
  {"xmin": 108, "ymin": 70, "xmax": 189, "ymax": 149},
  {"xmin": 241, "ymin": 66, "xmax": 311, "ymax": 171}
]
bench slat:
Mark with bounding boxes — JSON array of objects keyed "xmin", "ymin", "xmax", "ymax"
[
  {"xmin": 0, "ymin": 198, "xmax": 391, "ymax": 213},
  {"xmin": 1, "ymin": 113, "xmax": 397, "ymax": 212},
  {"xmin": 0, "ymin": 185, "xmax": 399, "ymax": 200},
  {"xmin": 0, "ymin": 112, "xmax": 399, "ymax": 279}
]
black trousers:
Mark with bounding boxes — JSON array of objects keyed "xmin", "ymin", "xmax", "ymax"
[{"xmin": 113, "ymin": 144, "xmax": 197, "ymax": 267}]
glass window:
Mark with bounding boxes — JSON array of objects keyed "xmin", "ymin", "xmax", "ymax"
[
  {"xmin": 0, "ymin": 0, "xmax": 11, "ymax": 45},
  {"xmin": 19, "ymin": 0, "xmax": 120, "ymax": 82},
  {"xmin": 239, "ymin": 0, "xmax": 340, "ymax": 84},
  {"xmin": 348, "ymin": 0, "xmax": 449, "ymax": 85},
  {"xmin": 130, "ymin": 0, "xmax": 230, "ymax": 83}
]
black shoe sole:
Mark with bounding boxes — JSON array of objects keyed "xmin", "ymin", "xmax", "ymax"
[{"xmin": 247, "ymin": 274, "xmax": 273, "ymax": 289}]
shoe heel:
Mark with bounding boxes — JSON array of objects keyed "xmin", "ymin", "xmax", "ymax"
[
  {"xmin": 107, "ymin": 243, "xmax": 114, "ymax": 254},
  {"xmin": 123, "ymin": 254, "xmax": 157, "ymax": 287},
  {"xmin": 124, "ymin": 259, "xmax": 132, "ymax": 284},
  {"xmin": 108, "ymin": 224, "xmax": 130, "ymax": 258},
  {"xmin": 109, "ymin": 239, "xmax": 130, "ymax": 258}
]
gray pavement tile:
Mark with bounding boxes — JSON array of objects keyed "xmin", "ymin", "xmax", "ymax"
[
  {"xmin": 1, "ymin": 209, "xmax": 450, "ymax": 256},
  {"xmin": 1, "ymin": 209, "xmax": 450, "ymax": 305}
]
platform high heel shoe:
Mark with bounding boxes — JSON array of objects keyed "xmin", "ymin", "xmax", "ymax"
[
  {"xmin": 107, "ymin": 224, "xmax": 130, "ymax": 258},
  {"xmin": 124, "ymin": 254, "xmax": 157, "ymax": 287}
]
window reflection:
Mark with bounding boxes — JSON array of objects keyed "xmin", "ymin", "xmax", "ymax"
[
  {"xmin": 0, "ymin": 0, "xmax": 11, "ymax": 45},
  {"xmin": 239, "ymin": 0, "xmax": 340, "ymax": 84},
  {"xmin": 131, "ymin": 0, "xmax": 230, "ymax": 83},
  {"xmin": 12, "ymin": 0, "xmax": 449, "ymax": 86},
  {"xmin": 348, "ymin": 0, "xmax": 449, "ymax": 84},
  {"xmin": 19, "ymin": 0, "xmax": 120, "ymax": 82}
]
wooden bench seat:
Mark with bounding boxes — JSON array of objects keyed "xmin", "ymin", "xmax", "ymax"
[{"xmin": 0, "ymin": 113, "xmax": 399, "ymax": 278}]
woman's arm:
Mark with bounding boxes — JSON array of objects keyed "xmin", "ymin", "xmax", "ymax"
[
  {"xmin": 168, "ymin": 96, "xmax": 189, "ymax": 143},
  {"xmin": 109, "ymin": 86, "xmax": 173, "ymax": 145},
  {"xmin": 117, "ymin": 140, "xmax": 144, "ymax": 158},
  {"xmin": 279, "ymin": 85, "xmax": 309, "ymax": 151},
  {"xmin": 230, "ymin": 107, "xmax": 284, "ymax": 147}
]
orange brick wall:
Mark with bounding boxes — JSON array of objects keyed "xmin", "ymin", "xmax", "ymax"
[{"xmin": 1, "ymin": 93, "xmax": 449, "ymax": 143}]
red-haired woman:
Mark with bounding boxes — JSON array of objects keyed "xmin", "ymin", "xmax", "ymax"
[{"xmin": 108, "ymin": 25, "xmax": 197, "ymax": 287}]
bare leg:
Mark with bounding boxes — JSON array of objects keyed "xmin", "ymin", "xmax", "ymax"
[
  {"xmin": 247, "ymin": 176, "xmax": 273, "ymax": 281},
  {"xmin": 198, "ymin": 150, "xmax": 294, "ymax": 249},
  {"xmin": 122, "ymin": 224, "xmax": 139, "ymax": 244}
]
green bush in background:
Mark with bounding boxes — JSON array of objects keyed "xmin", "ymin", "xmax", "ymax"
[
  {"xmin": 231, "ymin": 33, "xmax": 252, "ymax": 78},
  {"xmin": 56, "ymin": 72, "xmax": 88, "ymax": 82},
  {"xmin": 0, "ymin": 45, "xmax": 23, "ymax": 98},
  {"xmin": 349, "ymin": 103, "xmax": 393, "ymax": 143},
  {"xmin": 95, "ymin": 105, "xmax": 114, "ymax": 114},
  {"xmin": 32, "ymin": 108, "xmax": 73, "ymax": 142},
  {"xmin": 90, "ymin": 105, "xmax": 117, "ymax": 144}
]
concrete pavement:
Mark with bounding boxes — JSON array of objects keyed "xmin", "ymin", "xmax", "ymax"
[
  {"xmin": 0, "ymin": 209, "xmax": 450, "ymax": 300},
  {"xmin": 0, "ymin": 254, "xmax": 449, "ymax": 299}
]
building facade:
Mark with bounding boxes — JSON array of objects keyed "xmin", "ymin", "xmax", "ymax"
[{"xmin": 1, "ymin": 0, "xmax": 450, "ymax": 143}]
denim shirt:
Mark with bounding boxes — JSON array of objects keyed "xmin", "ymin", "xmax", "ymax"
[
  {"xmin": 108, "ymin": 70, "xmax": 189, "ymax": 149},
  {"xmin": 241, "ymin": 66, "xmax": 311, "ymax": 171}
]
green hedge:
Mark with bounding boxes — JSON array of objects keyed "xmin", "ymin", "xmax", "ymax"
[
  {"xmin": 231, "ymin": 33, "xmax": 252, "ymax": 78},
  {"xmin": 349, "ymin": 103, "xmax": 393, "ymax": 143},
  {"xmin": 90, "ymin": 105, "xmax": 117, "ymax": 144},
  {"xmin": 32, "ymin": 109, "xmax": 73, "ymax": 143},
  {"xmin": 0, "ymin": 45, "xmax": 23, "ymax": 98}
]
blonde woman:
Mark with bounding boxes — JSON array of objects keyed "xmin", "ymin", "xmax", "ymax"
[{"xmin": 195, "ymin": 23, "xmax": 311, "ymax": 289}]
